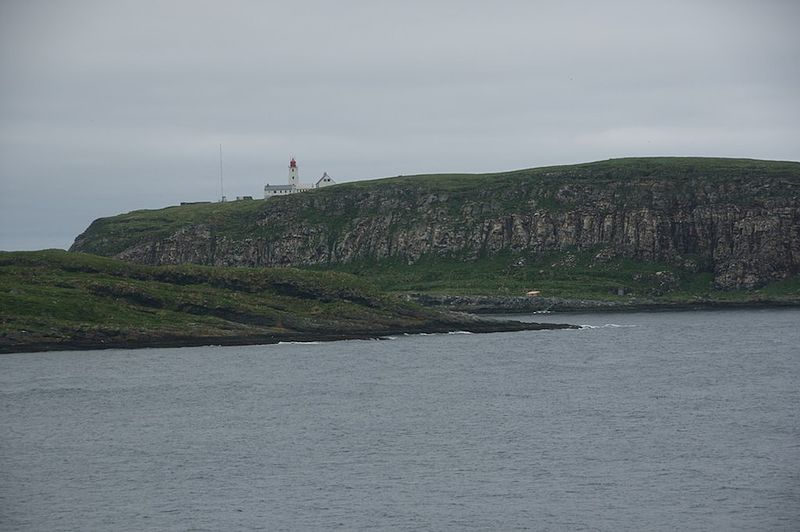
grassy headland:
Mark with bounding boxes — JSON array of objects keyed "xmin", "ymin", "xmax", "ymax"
[
  {"xmin": 0, "ymin": 250, "xmax": 572, "ymax": 353},
  {"xmin": 67, "ymin": 156, "xmax": 800, "ymax": 309},
  {"xmin": 72, "ymin": 157, "xmax": 800, "ymax": 257}
]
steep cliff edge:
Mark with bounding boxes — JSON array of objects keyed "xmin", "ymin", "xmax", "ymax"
[{"xmin": 71, "ymin": 157, "xmax": 800, "ymax": 291}]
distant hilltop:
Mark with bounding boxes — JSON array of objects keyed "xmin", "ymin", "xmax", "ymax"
[{"xmin": 71, "ymin": 157, "xmax": 800, "ymax": 291}]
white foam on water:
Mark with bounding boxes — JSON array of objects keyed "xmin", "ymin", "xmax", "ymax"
[
  {"xmin": 277, "ymin": 341, "xmax": 322, "ymax": 345},
  {"xmin": 447, "ymin": 331, "xmax": 474, "ymax": 335},
  {"xmin": 579, "ymin": 323, "xmax": 637, "ymax": 329}
]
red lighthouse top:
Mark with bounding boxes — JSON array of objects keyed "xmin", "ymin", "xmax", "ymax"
[{"xmin": 289, "ymin": 158, "xmax": 297, "ymax": 169}]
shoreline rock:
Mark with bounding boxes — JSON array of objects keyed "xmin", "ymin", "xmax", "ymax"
[
  {"xmin": 406, "ymin": 293, "xmax": 800, "ymax": 314},
  {"xmin": 0, "ymin": 318, "xmax": 577, "ymax": 355}
]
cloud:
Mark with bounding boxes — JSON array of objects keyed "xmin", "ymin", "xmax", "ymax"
[{"xmin": 1, "ymin": 0, "xmax": 798, "ymax": 250}]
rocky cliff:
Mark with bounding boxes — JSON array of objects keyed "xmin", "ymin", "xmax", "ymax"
[{"xmin": 71, "ymin": 157, "xmax": 800, "ymax": 290}]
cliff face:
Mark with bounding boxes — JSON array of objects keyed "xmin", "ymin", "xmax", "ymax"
[{"xmin": 71, "ymin": 158, "xmax": 800, "ymax": 290}]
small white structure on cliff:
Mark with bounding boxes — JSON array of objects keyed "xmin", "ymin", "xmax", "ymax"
[{"xmin": 264, "ymin": 158, "xmax": 335, "ymax": 198}]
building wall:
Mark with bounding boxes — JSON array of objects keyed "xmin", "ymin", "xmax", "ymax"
[
  {"xmin": 264, "ymin": 162, "xmax": 334, "ymax": 198},
  {"xmin": 264, "ymin": 186, "xmax": 295, "ymax": 197}
]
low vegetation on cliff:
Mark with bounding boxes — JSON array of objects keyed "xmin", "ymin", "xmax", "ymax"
[{"xmin": 317, "ymin": 250, "xmax": 800, "ymax": 311}]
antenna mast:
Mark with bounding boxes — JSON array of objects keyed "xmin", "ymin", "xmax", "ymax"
[{"xmin": 219, "ymin": 143, "xmax": 225, "ymax": 202}]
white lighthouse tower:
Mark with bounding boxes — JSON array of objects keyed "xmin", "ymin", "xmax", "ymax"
[
  {"xmin": 288, "ymin": 157, "xmax": 298, "ymax": 186},
  {"xmin": 264, "ymin": 156, "xmax": 334, "ymax": 198}
]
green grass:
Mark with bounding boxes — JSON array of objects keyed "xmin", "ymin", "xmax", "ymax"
[
  {"xmin": 71, "ymin": 199, "xmax": 282, "ymax": 256},
  {"xmin": 0, "ymin": 250, "xmax": 449, "ymax": 350},
  {"xmin": 333, "ymin": 156, "xmax": 800, "ymax": 195},
  {"xmin": 310, "ymin": 251, "xmax": 678, "ymax": 298},
  {"xmin": 750, "ymin": 276, "xmax": 800, "ymax": 298},
  {"xmin": 310, "ymin": 250, "xmax": 800, "ymax": 302}
]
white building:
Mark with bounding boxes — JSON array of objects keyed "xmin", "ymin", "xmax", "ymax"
[{"xmin": 264, "ymin": 158, "xmax": 336, "ymax": 198}]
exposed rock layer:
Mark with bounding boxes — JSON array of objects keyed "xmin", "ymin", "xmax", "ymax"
[{"xmin": 71, "ymin": 158, "xmax": 800, "ymax": 289}]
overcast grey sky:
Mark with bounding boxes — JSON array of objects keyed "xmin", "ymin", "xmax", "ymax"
[{"xmin": 1, "ymin": 0, "xmax": 798, "ymax": 250}]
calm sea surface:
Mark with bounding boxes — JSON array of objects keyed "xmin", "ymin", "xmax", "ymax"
[{"xmin": 1, "ymin": 309, "xmax": 798, "ymax": 531}]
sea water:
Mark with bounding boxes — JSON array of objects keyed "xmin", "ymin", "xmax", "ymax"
[{"xmin": 1, "ymin": 309, "xmax": 798, "ymax": 531}]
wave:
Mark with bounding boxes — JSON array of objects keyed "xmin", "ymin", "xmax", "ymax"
[{"xmin": 579, "ymin": 323, "xmax": 637, "ymax": 329}]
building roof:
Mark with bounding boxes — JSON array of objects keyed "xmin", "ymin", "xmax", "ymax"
[{"xmin": 316, "ymin": 172, "xmax": 335, "ymax": 185}]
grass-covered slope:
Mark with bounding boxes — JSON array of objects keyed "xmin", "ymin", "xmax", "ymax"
[
  {"xmin": 317, "ymin": 251, "xmax": 800, "ymax": 305},
  {"xmin": 341, "ymin": 156, "xmax": 800, "ymax": 192},
  {"xmin": 0, "ymin": 250, "xmax": 572, "ymax": 353},
  {"xmin": 71, "ymin": 199, "xmax": 270, "ymax": 257}
]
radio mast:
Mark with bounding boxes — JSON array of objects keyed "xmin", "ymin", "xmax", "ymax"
[{"xmin": 219, "ymin": 143, "xmax": 225, "ymax": 202}]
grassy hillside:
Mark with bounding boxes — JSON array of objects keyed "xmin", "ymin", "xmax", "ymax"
[
  {"xmin": 1, "ymin": 250, "xmax": 570, "ymax": 353},
  {"xmin": 343, "ymin": 156, "xmax": 800, "ymax": 192},
  {"xmin": 70, "ymin": 199, "xmax": 270, "ymax": 257},
  {"xmin": 315, "ymin": 250, "xmax": 800, "ymax": 302}
]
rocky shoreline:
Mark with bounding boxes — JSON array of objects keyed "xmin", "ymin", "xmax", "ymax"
[
  {"xmin": 0, "ymin": 316, "xmax": 577, "ymax": 355},
  {"xmin": 407, "ymin": 294, "xmax": 800, "ymax": 314},
  {"xmin": 1, "ymin": 250, "xmax": 582, "ymax": 355}
]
